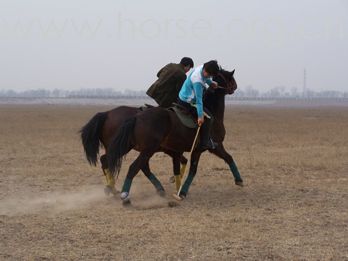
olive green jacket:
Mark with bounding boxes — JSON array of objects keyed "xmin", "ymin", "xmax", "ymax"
[{"xmin": 146, "ymin": 63, "xmax": 187, "ymax": 108}]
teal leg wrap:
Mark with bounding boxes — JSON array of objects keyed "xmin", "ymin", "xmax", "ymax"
[
  {"xmin": 148, "ymin": 173, "xmax": 164, "ymax": 190},
  {"xmin": 122, "ymin": 177, "xmax": 133, "ymax": 193},
  {"xmin": 229, "ymin": 160, "xmax": 242, "ymax": 182},
  {"xmin": 180, "ymin": 174, "xmax": 194, "ymax": 195}
]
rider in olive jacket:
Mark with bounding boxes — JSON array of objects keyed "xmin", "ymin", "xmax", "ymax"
[{"xmin": 146, "ymin": 57, "xmax": 194, "ymax": 108}]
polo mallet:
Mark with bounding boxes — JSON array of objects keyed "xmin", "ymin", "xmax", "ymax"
[{"xmin": 172, "ymin": 111, "xmax": 211, "ymax": 201}]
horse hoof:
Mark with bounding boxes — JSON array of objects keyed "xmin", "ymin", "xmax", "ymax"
[
  {"xmin": 157, "ymin": 189, "xmax": 166, "ymax": 197},
  {"xmin": 235, "ymin": 180, "xmax": 244, "ymax": 187},
  {"xmin": 168, "ymin": 201, "xmax": 179, "ymax": 208},
  {"xmin": 122, "ymin": 198, "xmax": 131, "ymax": 206},
  {"xmin": 104, "ymin": 186, "xmax": 112, "ymax": 196},
  {"xmin": 111, "ymin": 188, "xmax": 119, "ymax": 195},
  {"xmin": 169, "ymin": 176, "xmax": 175, "ymax": 183},
  {"xmin": 104, "ymin": 186, "xmax": 119, "ymax": 196}
]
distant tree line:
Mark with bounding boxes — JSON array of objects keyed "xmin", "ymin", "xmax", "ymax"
[
  {"xmin": 0, "ymin": 87, "xmax": 347, "ymax": 99},
  {"xmin": 0, "ymin": 88, "xmax": 146, "ymax": 98},
  {"xmin": 231, "ymin": 86, "xmax": 348, "ymax": 99}
]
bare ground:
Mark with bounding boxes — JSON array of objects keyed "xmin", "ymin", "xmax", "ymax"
[{"xmin": 0, "ymin": 104, "xmax": 347, "ymax": 261}]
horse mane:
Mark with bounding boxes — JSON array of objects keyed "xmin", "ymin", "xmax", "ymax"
[{"xmin": 219, "ymin": 68, "xmax": 233, "ymax": 81}]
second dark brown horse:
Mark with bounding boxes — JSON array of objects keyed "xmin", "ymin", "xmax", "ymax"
[{"xmin": 106, "ymin": 69, "xmax": 243, "ymax": 203}]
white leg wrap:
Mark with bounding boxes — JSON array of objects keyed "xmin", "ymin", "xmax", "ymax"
[{"xmin": 120, "ymin": 192, "xmax": 129, "ymax": 200}]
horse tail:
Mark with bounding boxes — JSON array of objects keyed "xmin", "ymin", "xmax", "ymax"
[
  {"xmin": 80, "ymin": 112, "xmax": 108, "ymax": 166},
  {"xmin": 107, "ymin": 117, "xmax": 136, "ymax": 175}
]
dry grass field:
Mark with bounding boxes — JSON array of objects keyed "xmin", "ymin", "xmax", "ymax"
[{"xmin": 0, "ymin": 104, "xmax": 347, "ymax": 260}]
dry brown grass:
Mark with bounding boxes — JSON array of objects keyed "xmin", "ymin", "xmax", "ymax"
[{"xmin": 0, "ymin": 104, "xmax": 347, "ymax": 260}]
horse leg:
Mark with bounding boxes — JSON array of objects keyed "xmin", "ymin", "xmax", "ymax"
[
  {"xmin": 120, "ymin": 150, "xmax": 155, "ymax": 204},
  {"xmin": 172, "ymin": 153, "xmax": 183, "ymax": 192},
  {"xmin": 141, "ymin": 162, "xmax": 165, "ymax": 197},
  {"xmin": 210, "ymin": 143, "xmax": 243, "ymax": 186},
  {"xmin": 179, "ymin": 150, "xmax": 202, "ymax": 198},
  {"xmin": 100, "ymin": 154, "xmax": 118, "ymax": 195},
  {"xmin": 165, "ymin": 151, "xmax": 184, "ymax": 189},
  {"xmin": 170, "ymin": 154, "xmax": 188, "ymax": 182},
  {"xmin": 179, "ymin": 154, "xmax": 188, "ymax": 178}
]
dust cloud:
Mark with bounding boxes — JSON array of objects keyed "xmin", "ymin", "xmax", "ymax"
[{"xmin": 0, "ymin": 185, "xmax": 105, "ymax": 216}]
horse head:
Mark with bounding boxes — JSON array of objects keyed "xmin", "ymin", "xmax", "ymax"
[
  {"xmin": 214, "ymin": 69, "xmax": 237, "ymax": 95},
  {"xmin": 204, "ymin": 68, "xmax": 237, "ymax": 117}
]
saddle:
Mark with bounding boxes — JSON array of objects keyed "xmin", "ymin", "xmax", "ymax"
[
  {"xmin": 169, "ymin": 103, "xmax": 198, "ymax": 129},
  {"xmin": 138, "ymin": 104, "xmax": 197, "ymax": 129}
]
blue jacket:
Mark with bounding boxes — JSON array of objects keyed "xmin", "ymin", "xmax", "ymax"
[{"xmin": 178, "ymin": 65, "xmax": 213, "ymax": 118}]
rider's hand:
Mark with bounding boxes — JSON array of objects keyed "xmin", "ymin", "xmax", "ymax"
[
  {"xmin": 211, "ymin": 81, "xmax": 218, "ymax": 89},
  {"xmin": 197, "ymin": 117, "xmax": 204, "ymax": 126}
]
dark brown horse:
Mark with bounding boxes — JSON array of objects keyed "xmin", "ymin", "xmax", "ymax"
[
  {"xmin": 106, "ymin": 69, "xmax": 243, "ymax": 203},
  {"xmin": 80, "ymin": 106, "xmax": 188, "ymax": 195}
]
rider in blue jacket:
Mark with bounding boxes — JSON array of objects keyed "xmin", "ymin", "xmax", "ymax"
[{"xmin": 178, "ymin": 60, "xmax": 219, "ymax": 150}]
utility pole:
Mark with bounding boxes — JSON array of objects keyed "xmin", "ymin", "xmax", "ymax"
[{"xmin": 303, "ymin": 68, "xmax": 307, "ymax": 98}]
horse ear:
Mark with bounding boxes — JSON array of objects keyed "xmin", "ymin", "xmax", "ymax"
[{"xmin": 230, "ymin": 69, "xmax": 235, "ymax": 76}]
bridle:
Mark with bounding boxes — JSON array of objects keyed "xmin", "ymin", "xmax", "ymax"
[{"xmin": 216, "ymin": 71, "xmax": 235, "ymax": 94}]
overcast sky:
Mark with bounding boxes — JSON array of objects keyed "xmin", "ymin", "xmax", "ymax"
[{"xmin": 0, "ymin": 0, "xmax": 347, "ymax": 92}]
